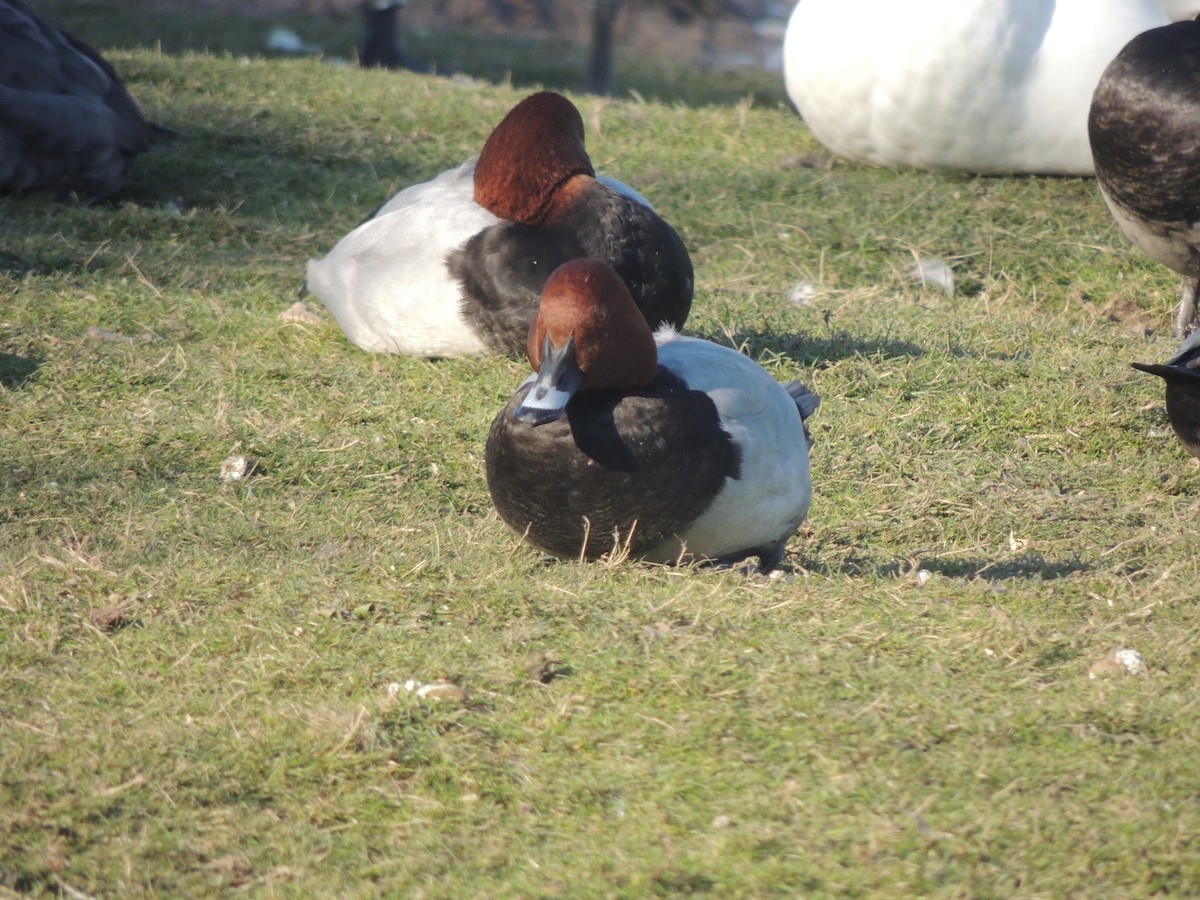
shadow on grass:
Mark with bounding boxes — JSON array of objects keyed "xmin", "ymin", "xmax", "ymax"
[
  {"xmin": 0, "ymin": 352, "xmax": 40, "ymax": 388},
  {"xmin": 805, "ymin": 551, "xmax": 1090, "ymax": 582},
  {"xmin": 0, "ymin": 247, "xmax": 38, "ymax": 276},
  {"xmin": 122, "ymin": 117, "xmax": 444, "ymax": 215},
  {"xmin": 690, "ymin": 325, "xmax": 930, "ymax": 366},
  {"xmin": 917, "ymin": 553, "xmax": 1090, "ymax": 581}
]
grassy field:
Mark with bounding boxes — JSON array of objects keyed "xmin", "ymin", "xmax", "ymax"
[{"xmin": 3, "ymin": 5, "xmax": 1200, "ymax": 897}]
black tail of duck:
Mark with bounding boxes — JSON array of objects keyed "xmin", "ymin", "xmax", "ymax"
[{"xmin": 1132, "ymin": 330, "xmax": 1200, "ymax": 459}]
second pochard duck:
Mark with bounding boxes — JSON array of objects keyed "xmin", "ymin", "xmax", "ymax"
[
  {"xmin": 485, "ymin": 259, "xmax": 818, "ymax": 573},
  {"xmin": 305, "ymin": 91, "xmax": 694, "ymax": 357}
]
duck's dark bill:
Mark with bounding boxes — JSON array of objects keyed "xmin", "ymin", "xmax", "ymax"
[{"xmin": 514, "ymin": 334, "xmax": 584, "ymax": 426}]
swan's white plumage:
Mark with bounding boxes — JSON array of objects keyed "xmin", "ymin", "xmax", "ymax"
[{"xmin": 783, "ymin": 0, "xmax": 1200, "ymax": 175}]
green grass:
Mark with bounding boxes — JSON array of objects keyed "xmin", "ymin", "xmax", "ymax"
[{"xmin": 3, "ymin": 8, "xmax": 1200, "ymax": 897}]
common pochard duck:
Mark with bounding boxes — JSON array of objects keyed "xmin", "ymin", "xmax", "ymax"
[
  {"xmin": 485, "ymin": 259, "xmax": 818, "ymax": 573},
  {"xmin": 305, "ymin": 91, "xmax": 694, "ymax": 357},
  {"xmin": 1089, "ymin": 18, "xmax": 1200, "ymax": 336},
  {"xmin": 0, "ymin": 0, "xmax": 168, "ymax": 200},
  {"xmin": 1132, "ymin": 330, "xmax": 1200, "ymax": 459},
  {"xmin": 783, "ymin": 0, "xmax": 1200, "ymax": 175}
]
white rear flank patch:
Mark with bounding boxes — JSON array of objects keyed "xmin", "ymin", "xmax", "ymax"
[
  {"xmin": 642, "ymin": 334, "xmax": 813, "ymax": 563},
  {"xmin": 305, "ymin": 162, "xmax": 496, "ymax": 356}
]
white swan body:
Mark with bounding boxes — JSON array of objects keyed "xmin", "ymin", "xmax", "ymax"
[{"xmin": 783, "ymin": 0, "xmax": 1200, "ymax": 175}]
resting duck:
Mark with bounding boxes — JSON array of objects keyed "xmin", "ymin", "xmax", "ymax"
[
  {"xmin": 1089, "ymin": 18, "xmax": 1200, "ymax": 337},
  {"xmin": 783, "ymin": 0, "xmax": 1200, "ymax": 175},
  {"xmin": 0, "ymin": 0, "xmax": 165, "ymax": 200},
  {"xmin": 1132, "ymin": 330, "xmax": 1200, "ymax": 459},
  {"xmin": 305, "ymin": 91, "xmax": 694, "ymax": 357},
  {"xmin": 485, "ymin": 259, "xmax": 818, "ymax": 573}
]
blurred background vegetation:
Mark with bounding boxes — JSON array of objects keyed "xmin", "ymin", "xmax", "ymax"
[{"xmin": 35, "ymin": 0, "xmax": 794, "ymax": 107}]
